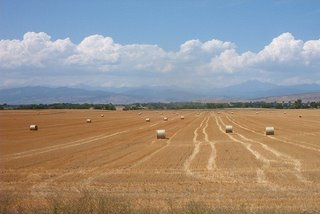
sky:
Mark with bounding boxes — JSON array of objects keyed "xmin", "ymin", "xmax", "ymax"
[{"xmin": 1, "ymin": 0, "xmax": 320, "ymax": 89}]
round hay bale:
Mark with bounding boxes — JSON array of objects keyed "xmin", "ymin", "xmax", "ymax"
[
  {"xmin": 86, "ymin": 119, "xmax": 92, "ymax": 123},
  {"xmin": 225, "ymin": 125, "xmax": 233, "ymax": 133},
  {"xmin": 231, "ymin": 112, "xmax": 234, "ymax": 114},
  {"xmin": 265, "ymin": 127, "xmax": 274, "ymax": 135},
  {"xmin": 101, "ymin": 114, "xmax": 104, "ymax": 117},
  {"xmin": 156, "ymin": 129, "xmax": 166, "ymax": 139},
  {"xmin": 284, "ymin": 112, "xmax": 287, "ymax": 114},
  {"xmin": 29, "ymin": 125, "xmax": 38, "ymax": 131},
  {"xmin": 180, "ymin": 115, "xmax": 185, "ymax": 120},
  {"xmin": 146, "ymin": 118, "xmax": 150, "ymax": 122},
  {"xmin": 138, "ymin": 112, "xmax": 142, "ymax": 115},
  {"xmin": 256, "ymin": 112, "xmax": 259, "ymax": 115},
  {"xmin": 163, "ymin": 117, "xmax": 168, "ymax": 121}
]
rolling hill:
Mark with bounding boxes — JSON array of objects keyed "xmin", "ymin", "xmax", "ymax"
[{"xmin": 0, "ymin": 81, "xmax": 320, "ymax": 104}]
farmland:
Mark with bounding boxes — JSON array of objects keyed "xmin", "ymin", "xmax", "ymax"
[{"xmin": 1, "ymin": 109, "xmax": 320, "ymax": 212}]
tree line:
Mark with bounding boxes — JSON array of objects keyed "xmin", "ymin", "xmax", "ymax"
[
  {"xmin": 123, "ymin": 99, "xmax": 320, "ymax": 110},
  {"xmin": 1, "ymin": 99, "xmax": 319, "ymax": 110}
]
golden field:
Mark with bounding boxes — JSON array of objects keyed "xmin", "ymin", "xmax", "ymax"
[{"xmin": 1, "ymin": 109, "xmax": 320, "ymax": 212}]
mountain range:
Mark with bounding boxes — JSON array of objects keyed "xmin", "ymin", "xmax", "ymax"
[{"xmin": 1, "ymin": 80, "xmax": 320, "ymax": 104}]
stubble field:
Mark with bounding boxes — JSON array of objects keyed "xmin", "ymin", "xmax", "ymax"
[{"xmin": 1, "ymin": 109, "xmax": 320, "ymax": 212}]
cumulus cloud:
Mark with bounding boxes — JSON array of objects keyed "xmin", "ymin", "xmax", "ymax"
[
  {"xmin": 258, "ymin": 32, "xmax": 303, "ymax": 62},
  {"xmin": 0, "ymin": 31, "xmax": 319, "ymax": 88},
  {"xmin": 0, "ymin": 32, "xmax": 75, "ymax": 69},
  {"xmin": 302, "ymin": 39, "xmax": 320, "ymax": 65},
  {"xmin": 209, "ymin": 32, "xmax": 320, "ymax": 74},
  {"xmin": 66, "ymin": 35, "xmax": 120, "ymax": 69}
]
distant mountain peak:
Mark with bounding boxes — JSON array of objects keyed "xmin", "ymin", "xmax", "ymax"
[{"xmin": 0, "ymin": 82, "xmax": 319, "ymax": 104}]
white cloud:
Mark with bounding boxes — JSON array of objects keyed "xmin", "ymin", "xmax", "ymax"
[
  {"xmin": 0, "ymin": 31, "xmax": 320, "ymax": 88},
  {"xmin": 0, "ymin": 32, "xmax": 75, "ymax": 69},
  {"xmin": 257, "ymin": 32, "xmax": 303, "ymax": 63},
  {"xmin": 302, "ymin": 39, "xmax": 320, "ymax": 65},
  {"xmin": 202, "ymin": 39, "xmax": 235, "ymax": 53},
  {"xmin": 66, "ymin": 35, "xmax": 120, "ymax": 69},
  {"xmin": 208, "ymin": 32, "xmax": 320, "ymax": 74}
]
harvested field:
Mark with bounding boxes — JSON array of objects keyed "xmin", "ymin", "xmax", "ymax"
[{"xmin": 1, "ymin": 109, "xmax": 320, "ymax": 212}]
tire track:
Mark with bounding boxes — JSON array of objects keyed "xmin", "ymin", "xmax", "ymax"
[
  {"xmin": 183, "ymin": 116, "xmax": 208, "ymax": 176},
  {"xmin": 30, "ymin": 120, "xmax": 174, "ymax": 194},
  {"xmin": 226, "ymin": 115, "xmax": 320, "ymax": 153},
  {"xmin": 268, "ymin": 136, "xmax": 320, "ymax": 153},
  {"xmin": 128, "ymin": 115, "xmax": 201, "ymax": 169},
  {"xmin": 204, "ymin": 114, "xmax": 217, "ymax": 171},
  {"xmin": 223, "ymin": 115, "xmax": 310, "ymax": 185},
  {"xmin": 237, "ymin": 134, "xmax": 308, "ymax": 184},
  {"xmin": 81, "ymin": 115, "xmax": 203, "ymax": 185},
  {"xmin": 2, "ymin": 131, "xmax": 127, "ymax": 161},
  {"xmin": 2, "ymin": 133, "xmax": 106, "ymax": 159},
  {"xmin": 2, "ymin": 121, "xmax": 165, "ymax": 161},
  {"xmin": 215, "ymin": 115, "xmax": 278, "ymax": 190},
  {"xmin": 281, "ymin": 136, "xmax": 320, "ymax": 149}
]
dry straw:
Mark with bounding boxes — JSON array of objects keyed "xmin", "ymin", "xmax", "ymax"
[
  {"xmin": 225, "ymin": 125, "xmax": 233, "ymax": 133},
  {"xmin": 29, "ymin": 125, "xmax": 38, "ymax": 131},
  {"xmin": 265, "ymin": 127, "xmax": 274, "ymax": 135},
  {"xmin": 156, "ymin": 130, "xmax": 166, "ymax": 139}
]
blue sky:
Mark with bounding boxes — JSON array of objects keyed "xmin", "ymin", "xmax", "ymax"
[{"xmin": 1, "ymin": 0, "xmax": 320, "ymax": 89}]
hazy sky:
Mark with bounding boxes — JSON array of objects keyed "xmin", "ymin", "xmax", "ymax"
[{"xmin": 1, "ymin": 0, "xmax": 320, "ymax": 89}]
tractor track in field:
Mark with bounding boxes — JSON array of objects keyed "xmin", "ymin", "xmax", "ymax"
[
  {"xmin": 2, "ymin": 120, "xmax": 169, "ymax": 161},
  {"xmin": 79, "ymin": 113, "xmax": 207, "ymax": 185},
  {"xmin": 215, "ymin": 115, "xmax": 280, "ymax": 190},
  {"xmin": 222, "ymin": 114, "xmax": 310, "ymax": 186},
  {"xmin": 62, "ymin": 115, "xmax": 201, "ymax": 186},
  {"xmin": 125, "ymin": 115, "xmax": 201, "ymax": 170},
  {"xmin": 225, "ymin": 115, "xmax": 320, "ymax": 153},
  {"xmin": 204, "ymin": 115, "xmax": 217, "ymax": 171},
  {"xmin": 29, "ymin": 120, "xmax": 186, "ymax": 194},
  {"xmin": 183, "ymin": 113, "xmax": 222, "ymax": 182},
  {"xmin": 2, "ymin": 132, "xmax": 125, "ymax": 161},
  {"xmin": 183, "ymin": 116, "xmax": 207, "ymax": 177}
]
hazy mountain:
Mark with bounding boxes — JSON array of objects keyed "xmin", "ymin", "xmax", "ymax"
[
  {"xmin": 251, "ymin": 92, "xmax": 320, "ymax": 103},
  {"xmin": 0, "ymin": 87, "xmax": 116, "ymax": 104},
  {"xmin": 1, "ymin": 81, "xmax": 320, "ymax": 104},
  {"xmin": 0, "ymin": 86, "xmax": 199, "ymax": 104},
  {"xmin": 205, "ymin": 80, "xmax": 320, "ymax": 99},
  {"xmin": 201, "ymin": 92, "xmax": 320, "ymax": 103}
]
